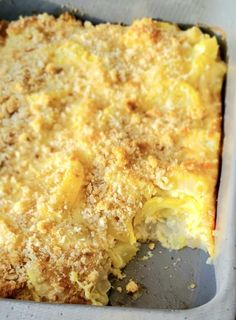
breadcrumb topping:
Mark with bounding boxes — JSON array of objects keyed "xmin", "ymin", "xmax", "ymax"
[
  {"xmin": 126, "ymin": 280, "xmax": 139, "ymax": 294},
  {"xmin": 0, "ymin": 13, "xmax": 225, "ymax": 304}
]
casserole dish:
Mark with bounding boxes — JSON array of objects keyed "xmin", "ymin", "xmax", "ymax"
[{"xmin": 0, "ymin": 0, "xmax": 235, "ymax": 319}]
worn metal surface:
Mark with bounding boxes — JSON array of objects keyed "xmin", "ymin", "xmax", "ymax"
[{"xmin": 0, "ymin": 0, "xmax": 235, "ymax": 319}]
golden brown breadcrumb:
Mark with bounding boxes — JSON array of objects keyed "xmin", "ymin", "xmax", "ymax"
[{"xmin": 0, "ymin": 13, "xmax": 226, "ymax": 305}]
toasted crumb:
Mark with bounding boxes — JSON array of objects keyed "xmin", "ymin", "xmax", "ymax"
[
  {"xmin": 126, "ymin": 280, "xmax": 139, "ymax": 293},
  {"xmin": 188, "ymin": 282, "xmax": 197, "ymax": 290},
  {"xmin": 148, "ymin": 242, "xmax": 155, "ymax": 250},
  {"xmin": 140, "ymin": 250, "xmax": 154, "ymax": 261},
  {"xmin": 116, "ymin": 286, "xmax": 122, "ymax": 293}
]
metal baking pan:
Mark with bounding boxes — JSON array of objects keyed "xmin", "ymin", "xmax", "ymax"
[{"xmin": 0, "ymin": 0, "xmax": 235, "ymax": 319}]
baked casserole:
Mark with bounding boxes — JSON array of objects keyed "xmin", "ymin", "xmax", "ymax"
[{"xmin": 0, "ymin": 14, "xmax": 226, "ymax": 304}]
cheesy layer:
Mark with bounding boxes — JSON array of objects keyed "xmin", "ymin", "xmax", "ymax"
[{"xmin": 0, "ymin": 14, "xmax": 226, "ymax": 304}]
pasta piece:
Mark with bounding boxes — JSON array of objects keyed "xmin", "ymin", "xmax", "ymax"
[{"xmin": 53, "ymin": 155, "xmax": 84, "ymax": 211}]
